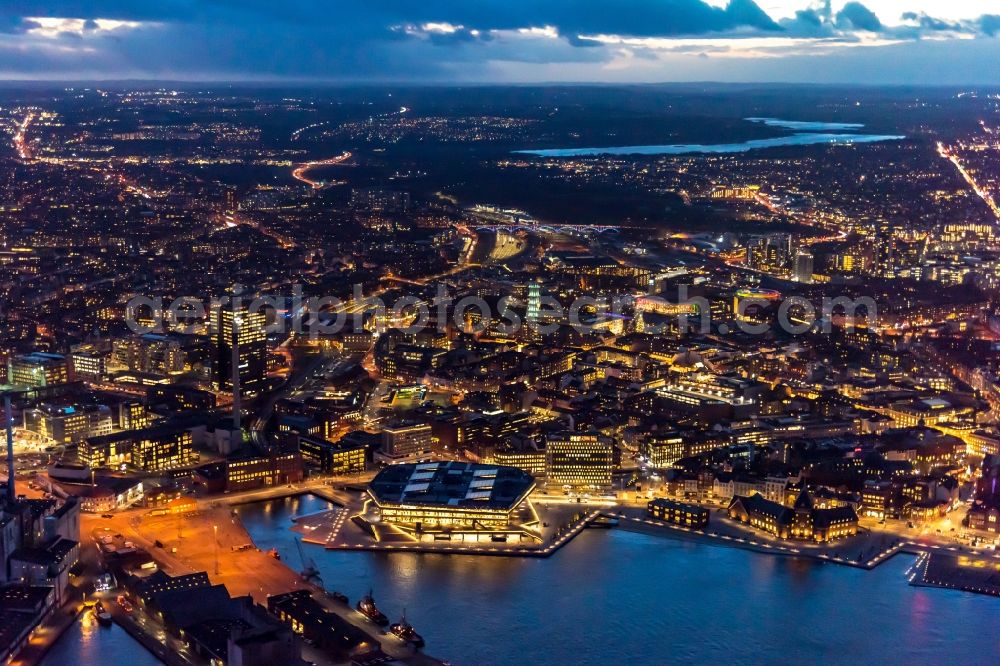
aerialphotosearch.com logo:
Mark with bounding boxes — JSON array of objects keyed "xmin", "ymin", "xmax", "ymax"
[{"xmin": 124, "ymin": 283, "xmax": 877, "ymax": 338}]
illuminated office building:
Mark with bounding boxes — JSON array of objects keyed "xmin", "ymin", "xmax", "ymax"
[
  {"xmin": 110, "ymin": 333, "xmax": 194, "ymax": 377},
  {"xmin": 490, "ymin": 448, "xmax": 547, "ymax": 476},
  {"xmin": 131, "ymin": 431, "xmax": 196, "ymax": 472},
  {"xmin": 710, "ymin": 185, "xmax": 760, "ymax": 200},
  {"xmin": 381, "ymin": 422, "xmax": 433, "ymax": 459},
  {"xmin": 23, "ymin": 404, "xmax": 113, "ymax": 446},
  {"xmin": 298, "ymin": 435, "xmax": 367, "ymax": 474},
  {"xmin": 69, "ymin": 346, "xmax": 107, "ymax": 380},
  {"xmin": 215, "ymin": 302, "xmax": 268, "ymax": 396},
  {"xmin": 226, "ymin": 452, "xmax": 303, "ymax": 492},
  {"xmin": 526, "ymin": 281, "xmax": 541, "ymax": 335},
  {"xmin": 147, "ymin": 385, "xmax": 217, "ymax": 412},
  {"xmin": 7, "ymin": 353, "xmax": 69, "ymax": 389},
  {"xmin": 545, "ymin": 431, "xmax": 614, "ymax": 492},
  {"xmin": 374, "ymin": 343, "xmax": 444, "ymax": 382},
  {"xmin": 80, "ymin": 425, "xmax": 196, "ymax": 472},
  {"xmin": 119, "ymin": 401, "xmax": 150, "ymax": 430},
  {"xmin": 640, "ymin": 432, "xmax": 685, "ymax": 468},
  {"xmin": 647, "ymin": 498, "xmax": 710, "ymax": 528}
]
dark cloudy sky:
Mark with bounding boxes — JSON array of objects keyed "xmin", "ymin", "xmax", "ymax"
[{"xmin": 0, "ymin": 1, "xmax": 997, "ymax": 83}]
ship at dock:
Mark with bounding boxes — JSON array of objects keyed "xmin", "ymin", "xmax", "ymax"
[
  {"xmin": 92, "ymin": 601, "xmax": 113, "ymax": 627},
  {"xmin": 390, "ymin": 610, "xmax": 424, "ymax": 648},
  {"xmin": 356, "ymin": 589, "xmax": 388, "ymax": 626}
]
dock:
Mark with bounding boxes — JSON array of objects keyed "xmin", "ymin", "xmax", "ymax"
[
  {"xmin": 83, "ymin": 503, "xmax": 445, "ymax": 666},
  {"xmin": 911, "ymin": 552, "xmax": 1000, "ymax": 597}
]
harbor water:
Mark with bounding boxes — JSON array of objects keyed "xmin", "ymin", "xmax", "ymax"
[
  {"xmin": 40, "ymin": 609, "xmax": 164, "ymax": 666},
  {"xmin": 236, "ymin": 494, "xmax": 1000, "ymax": 665}
]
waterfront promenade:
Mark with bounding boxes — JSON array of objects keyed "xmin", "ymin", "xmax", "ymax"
[
  {"xmin": 170, "ymin": 481, "xmax": 1000, "ymax": 586},
  {"xmin": 613, "ymin": 504, "xmax": 1000, "ymax": 595}
]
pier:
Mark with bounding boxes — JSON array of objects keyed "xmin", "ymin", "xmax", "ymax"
[{"xmin": 911, "ymin": 551, "xmax": 1000, "ymax": 597}]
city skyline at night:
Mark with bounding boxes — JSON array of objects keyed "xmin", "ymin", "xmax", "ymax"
[{"xmin": 2, "ymin": 3, "xmax": 1000, "ymax": 666}]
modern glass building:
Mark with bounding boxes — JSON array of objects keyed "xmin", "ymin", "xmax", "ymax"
[
  {"xmin": 368, "ymin": 461, "xmax": 535, "ymax": 531},
  {"xmin": 214, "ymin": 303, "xmax": 268, "ymax": 396}
]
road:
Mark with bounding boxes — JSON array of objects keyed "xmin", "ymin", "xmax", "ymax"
[
  {"xmin": 220, "ymin": 210, "xmax": 298, "ymax": 249},
  {"xmin": 291, "ymin": 151, "xmax": 351, "ymax": 189},
  {"xmin": 200, "ymin": 475, "xmax": 361, "ymax": 508},
  {"xmin": 938, "ymin": 140, "xmax": 1000, "ymax": 221},
  {"xmin": 362, "ymin": 380, "xmax": 391, "ymax": 425},
  {"xmin": 12, "ymin": 110, "xmax": 35, "ymax": 160},
  {"xmin": 249, "ymin": 352, "xmax": 332, "ymax": 449}
]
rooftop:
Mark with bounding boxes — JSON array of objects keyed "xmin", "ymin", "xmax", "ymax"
[{"xmin": 369, "ymin": 461, "xmax": 535, "ymax": 511}]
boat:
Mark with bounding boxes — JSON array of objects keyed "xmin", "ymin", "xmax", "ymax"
[
  {"xmin": 390, "ymin": 610, "xmax": 424, "ymax": 648},
  {"xmin": 93, "ymin": 601, "xmax": 113, "ymax": 626},
  {"xmin": 355, "ymin": 589, "xmax": 388, "ymax": 626}
]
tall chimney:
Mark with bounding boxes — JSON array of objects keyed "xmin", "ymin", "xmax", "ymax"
[
  {"xmin": 4, "ymin": 393, "xmax": 15, "ymax": 504},
  {"xmin": 231, "ymin": 316, "xmax": 241, "ymax": 435}
]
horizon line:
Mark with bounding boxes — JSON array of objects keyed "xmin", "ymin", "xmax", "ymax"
[{"xmin": 0, "ymin": 79, "xmax": 996, "ymax": 90}]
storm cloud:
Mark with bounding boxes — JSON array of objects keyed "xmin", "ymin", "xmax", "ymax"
[{"xmin": 0, "ymin": 1, "xmax": 996, "ymax": 83}]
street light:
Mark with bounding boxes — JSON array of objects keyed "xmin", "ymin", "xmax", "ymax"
[{"xmin": 213, "ymin": 524, "xmax": 219, "ymax": 575}]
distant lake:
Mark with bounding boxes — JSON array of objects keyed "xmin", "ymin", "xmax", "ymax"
[
  {"xmin": 745, "ymin": 117, "xmax": 867, "ymax": 131},
  {"xmin": 515, "ymin": 117, "xmax": 905, "ymax": 157}
]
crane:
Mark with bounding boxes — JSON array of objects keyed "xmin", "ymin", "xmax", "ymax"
[{"xmin": 294, "ymin": 537, "xmax": 323, "ymax": 586}]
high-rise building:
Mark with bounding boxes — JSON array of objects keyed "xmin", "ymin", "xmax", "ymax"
[
  {"xmin": 793, "ymin": 250, "xmax": 814, "ymax": 284},
  {"xmin": 525, "ymin": 281, "xmax": 541, "ymax": 337},
  {"xmin": 545, "ymin": 431, "xmax": 614, "ymax": 492},
  {"xmin": 214, "ymin": 302, "xmax": 268, "ymax": 396},
  {"xmin": 746, "ymin": 234, "xmax": 792, "ymax": 272}
]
